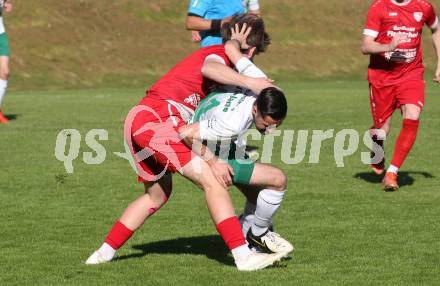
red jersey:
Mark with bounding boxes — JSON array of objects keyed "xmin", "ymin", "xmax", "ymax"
[
  {"xmin": 142, "ymin": 45, "xmax": 231, "ymax": 110},
  {"xmin": 363, "ymin": 0, "xmax": 438, "ymax": 86}
]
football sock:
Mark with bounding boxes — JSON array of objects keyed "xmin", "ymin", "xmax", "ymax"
[
  {"xmin": 387, "ymin": 164, "xmax": 399, "ymax": 174},
  {"xmin": 252, "ymin": 189, "xmax": 285, "ymax": 236},
  {"xmin": 240, "ymin": 200, "xmax": 256, "ymax": 236},
  {"xmin": 216, "ymin": 216, "xmax": 247, "ymax": 256},
  {"xmin": 97, "ymin": 242, "xmax": 116, "ymax": 260},
  {"xmin": 104, "ymin": 220, "xmax": 134, "ymax": 250},
  {"xmin": 390, "ymin": 119, "xmax": 419, "ymax": 169},
  {"xmin": 231, "ymin": 244, "xmax": 252, "ymax": 262},
  {"xmin": 0, "ymin": 79, "xmax": 7, "ymax": 107}
]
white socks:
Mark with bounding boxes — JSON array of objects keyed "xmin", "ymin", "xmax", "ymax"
[
  {"xmin": 240, "ymin": 200, "xmax": 256, "ymax": 236},
  {"xmin": 0, "ymin": 79, "xmax": 7, "ymax": 107},
  {"xmin": 97, "ymin": 242, "xmax": 116, "ymax": 260},
  {"xmin": 387, "ymin": 165, "xmax": 399, "ymax": 174},
  {"xmin": 252, "ymin": 189, "xmax": 285, "ymax": 236},
  {"xmin": 231, "ymin": 244, "xmax": 252, "ymax": 262}
]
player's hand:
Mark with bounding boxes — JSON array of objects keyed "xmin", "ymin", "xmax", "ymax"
[
  {"xmin": 245, "ymin": 77, "xmax": 275, "ymax": 95},
  {"xmin": 388, "ymin": 34, "xmax": 408, "ymax": 51},
  {"xmin": 433, "ymin": 66, "xmax": 440, "ymax": 83},
  {"xmin": 209, "ymin": 160, "xmax": 234, "ymax": 188},
  {"xmin": 191, "ymin": 31, "xmax": 201, "ymax": 43},
  {"xmin": 4, "ymin": 2, "xmax": 13, "ymax": 13},
  {"xmin": 230, "ymin": 23, "xmax": 252, "ymax": 50}
]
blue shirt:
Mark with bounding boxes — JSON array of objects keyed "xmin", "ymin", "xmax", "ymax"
[{"xmin": 188, "ymin": 0, "xmax": 245, "ymax": 47}]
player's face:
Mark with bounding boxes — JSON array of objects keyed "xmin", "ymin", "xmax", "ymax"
[{"xmin": 253, "ymin": 109, "xmax": 284, "ymax": 134}]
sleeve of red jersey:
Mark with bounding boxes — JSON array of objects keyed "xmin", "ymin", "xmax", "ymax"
[
  {"xmin": 363, "ymin": 2, "xmax": 382, "ymax": 39},
  {"xmin": 426, "ymin": 3, "xmax": 439, "ymax": 30},
  {"xmin": 203, "ymin": 46, "xmax": 232, "ymax": 67}
]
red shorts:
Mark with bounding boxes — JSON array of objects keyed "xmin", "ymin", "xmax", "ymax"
[
  {"xmin": 125, "ymin": 97, "xmax": 195, "ymax": 183},
  {"xmin": 369, "ymin": 80, "xmax": 425, "ymax": 128}
]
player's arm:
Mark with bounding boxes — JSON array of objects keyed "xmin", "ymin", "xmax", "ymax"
[
  {"xmin": 248, "ymin": 0, "xmax": 261, "ymax": 16},
  {"xmin": 361, "ymin": 2, "xmax": 407, "ymax": 55},
  {"xmin": 185, "ymin": 0, "xmax": 229, "ymax": 32},
  {"xmin": 186, "ymin": 15, "xmax": 231, "ymax": 32},
  {"xmin": 432, "ymin": 28, "xmax": 440, "ymax": 82},
  {"xmin": 178, "ymin": 123, "xmax": 234, "ymax": 187},
  {"xmin": 225, "ymin": 39, "xmax": 267, "ymax": 77},
  {"xmin": 428, "ymin": 7, "xmax": 440, "ymax": 82},
  {"xmin": 201, "ymin": 55, "xmax": 273, "ymax": 95},
  {"xmin": 361, "ymin": 34, "xmax": 408, "ymax": 55},
  {"xmin": 178, "ymin": 122, "xmax": 212, "ymax": 157}
]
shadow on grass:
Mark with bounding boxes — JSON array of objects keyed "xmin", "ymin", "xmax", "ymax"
[
  {"xmin": 115, "ymin": 235, "xmax": 233, "ymax": 266},
  {"xmin": 5, "ymin": 114, "xmax": 20, "ymax": 121},
  {"xmin": 354, "ymin": 171, "xmax": 435, "ymax": 188}
]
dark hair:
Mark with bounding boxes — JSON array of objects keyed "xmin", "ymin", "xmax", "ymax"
[
  {"xmin": 221, "ymin": 14, "xmax": 271, "ymax": 54},
  {"xmin": 256, "ymin": 87, "xmax": 287, "ymax": 120}
]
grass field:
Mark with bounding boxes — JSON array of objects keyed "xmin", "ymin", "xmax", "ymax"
[{"xmin": 1, "ymin": 80, "xmax": 440, "ymax": 285}]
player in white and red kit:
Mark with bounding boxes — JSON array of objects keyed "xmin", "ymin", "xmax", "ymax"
[
  {"xmin": 86, "ymin": 15, "xmax": 288, "ymax": 271},
  {"xmin": 361, "ymin": 0, "xmax": 440, "ymax": 191}
]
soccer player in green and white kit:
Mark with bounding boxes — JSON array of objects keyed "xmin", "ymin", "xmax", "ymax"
[
  {"xmin": 0, "ymin": 0, "xmax": 12, "ymax": 123},
  {"xmin": 179, "ymin": 57, "xmax": 294, "ymax": 254}
]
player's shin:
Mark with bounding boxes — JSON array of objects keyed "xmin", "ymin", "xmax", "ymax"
[
  {"xmin": 252, "ymin": 189, "xmax": 285, "ymax": 236},
  {"xmin": 0, "ymin": 79, "xmax": 7, "ymax": 107},
  {"xmin": 86, "ymin": 220, "xmax": 133, "ymax": 265},
  {"xmin": 239, "ymin": 200, "xmax": 256, "ymax": 237},
  {"xmin": 182, "ymin": 157, "xmax": 252, "ymax": 261},
  {"xmin": 390, "ymin": 119, "xmax": 419, "ymax": 171},
  {"xmin": 204, "ymin": 183, "xmax": 252, "ymax": 261}
]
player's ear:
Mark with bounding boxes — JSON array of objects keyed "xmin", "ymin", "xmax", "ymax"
[
  {"xmin": 252, "ymin": 103, "xmax": 258, "ymax": 117},
  {"xmin": 246, "ymin": 47, "xmax": 257, "ymax": 59}
]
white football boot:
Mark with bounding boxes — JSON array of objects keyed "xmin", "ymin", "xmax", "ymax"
[
  {"xmin": 247, "ymin": 229, "xmax": 294, "ymax": 255},
  {"xmin": 235, "ymin": 250, "xmax": 287, "ymax": 271},
  {"xmin": 85, "ymin": 250, "xmax": 113, "ymax": 265}
]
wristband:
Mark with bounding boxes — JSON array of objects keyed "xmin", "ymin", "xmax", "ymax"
[
  {"xmin": 211, "ymin": 19, "xmax": 222, "ymax": 33},
  {"xmin": 235, "ymin": 57, "xmax": 253, "ymax": 74},
  {"xmin": 236, "ymin": 57, "xmax": 267, "ymax": 78}
]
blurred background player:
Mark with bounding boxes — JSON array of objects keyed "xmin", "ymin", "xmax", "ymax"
[
  {"xmin": 186, "ymin": 0, "xmax": 261, "ymax": 46},
  {"xmin": 361, "ymin": 0, "xmax": 440, "ymax": 191},
  {"xmin": 0, "ymin": 0, "xmax": 12, "ymax": 123}
]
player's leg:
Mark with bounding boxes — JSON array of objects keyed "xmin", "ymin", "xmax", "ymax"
[
  {"xmin": 369, "ymin": 83, "xmax": 396, "ymax": 175},
  {"xmin": 86, "ymin": 175, "xmax": 173, "ymax": 264},
  {"xmin": 234, "ymin": 162, "xmax": 293, "ymax": 254},
  {"xmin": 180, "ymin": 156, "xmax": 287, "ymax": 270},
  {"xmin": 238, "ymin": 162, "xmax": 286, "ymax": 234},
  {"xmin": 370, "ymin": 116, "xmax": 391, "ymax": 174},
  {"xmin": 383, "ymin": 81, "xmax": 424, "ymax": 191},
  {"xmin": 0, "ymin": 33, "xmax": 10, "ymax": 123}
]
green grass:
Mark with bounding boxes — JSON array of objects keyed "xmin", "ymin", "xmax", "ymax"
[{"xmin": 1, "ymin": 80, "xmax": 440, "ymax": 285}]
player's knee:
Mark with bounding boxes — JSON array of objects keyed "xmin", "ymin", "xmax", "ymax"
[
  {"xmin": 0, "ymin": 67, "xmax": 10, "ymax": 80},
  {"xmin": 402, "ymin": 105, "xmax": 421, "ymax": 120},
  {"xmin": 272, "ymin": 169, "xmax": 287, "ymax": 191},
  {"xmin": 403, "ymin": 111, "xmax": 421, "ymax": 120}
]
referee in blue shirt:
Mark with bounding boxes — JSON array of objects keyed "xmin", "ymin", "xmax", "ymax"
[{"xmin": 186, "ymin": 0, "xmax": 260, "ymax": 47}]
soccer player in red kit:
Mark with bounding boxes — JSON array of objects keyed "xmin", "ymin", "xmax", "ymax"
[
  {"xmin": 361, "ymin": 0, "xmax": 440, "ymax": 191},
  {"xmin": 86, "ymin": 15, "xmax": 288, "ymax": 271}
]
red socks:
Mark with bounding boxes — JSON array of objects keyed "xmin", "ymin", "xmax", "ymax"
[
  {"xmin": 104, "ymin": 217, "xmax": 246, "ymax": 251},
  {"xmin": 105, "ymin": 221, "xmax": 134, "ymax": 250},
  {"xmin": 391, "ymin": 119, "xmax": 419, "ymax": 168},
  {"xmin": 216, "ymin": 216, "xmax": 246, "ymax": 250}
]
